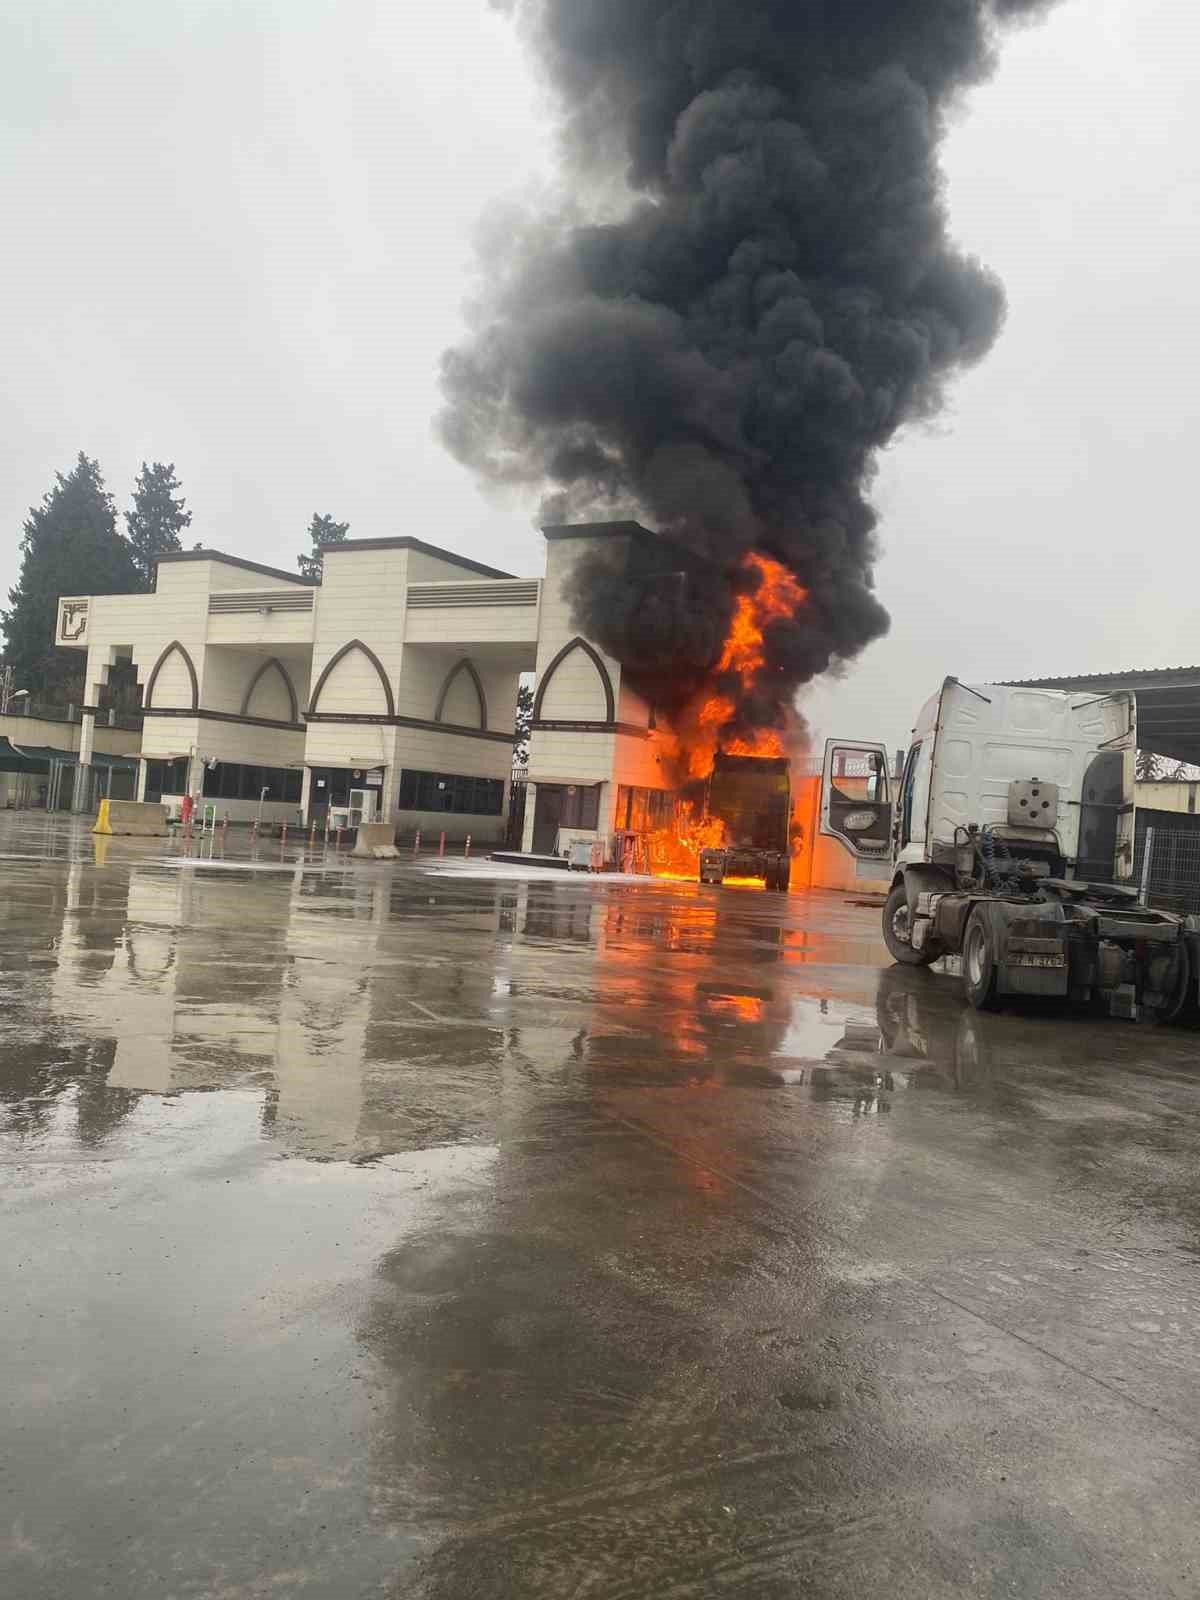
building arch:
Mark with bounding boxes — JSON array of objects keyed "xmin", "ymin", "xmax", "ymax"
[
  {"xmin": 532, "ymin": 635, "xmax": 615, "ymax": 724},
  {"xmin": 145, "ymin": 639, "xmax": 199, "ymax": 712},
  {"xmin": 434, "ymin": 657, "xmax": 488, "ymax": 730},
  {"xmin": 240, "ymin": 656, "xmax": 299, "ymax": 723},
  {"xmin": 307, "ymin": 639, "xmax": 395, "ymax": 718}
]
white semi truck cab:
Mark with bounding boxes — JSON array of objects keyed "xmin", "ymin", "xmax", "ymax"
[{"xmin": 821, "ymin": 677, "xmax": 1197, "ymax": 1020}]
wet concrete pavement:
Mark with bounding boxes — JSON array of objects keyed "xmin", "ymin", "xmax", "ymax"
[{"xmin": 3, "ymin": 813, "xmax": 1199, "ymax": 1598}]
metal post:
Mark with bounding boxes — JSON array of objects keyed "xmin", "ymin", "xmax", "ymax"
[
  {"xmin": 464, "ymin": 834, "xmax": 471, "ymax": 859},
  {"xmin": 281, "ymin": 820, "xmax": 288, "ymax": 849},
  {"xmin": 1140, "ymin": 826, "xmax": 1155, "ymax": 903},
  {"xmin": 439, "ymin": 831, "xmax": 445, "ymax": 858},
  {"xmin": 413, "ymin": 829, "xmax": 421, "ymax": 857},
  {"xmin": 309, "ymin": 820, "xmax": 317, "ymax": 848},
  {"xmin": 335, "ymin": 827, "xmax": 343, "ymax": 851}
]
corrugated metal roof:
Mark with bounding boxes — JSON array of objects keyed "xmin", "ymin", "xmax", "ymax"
[{"xmin": 1006, "ymin": 666, "xmax": 1200, "ymax": 687}]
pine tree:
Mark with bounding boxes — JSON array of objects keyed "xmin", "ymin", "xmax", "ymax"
[
  {"xmin": 1, "ymin": 454, "xmax": 138, "ymax": 699},
  {"xmin": 514, "ymin": 682, "xmax": 534, "ymax": 766},
  {"xmin": 298, "ymin": 513, "xmax": 349, "ymax": 582},
  {"xmin": 126, "ymin": 461, "xmax": 191, "ymax": 589}
]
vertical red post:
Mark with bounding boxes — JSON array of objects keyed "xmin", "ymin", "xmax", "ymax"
[
  {"xmin": 438, "ymin": 832, "xmax": 445, "ymax": 858},
  {"xmin": 335, "ymin": 827, "xmax": 343, "ymax": 851}
]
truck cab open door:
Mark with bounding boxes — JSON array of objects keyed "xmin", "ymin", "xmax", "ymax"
[{"xmin": 818, "ymin": 740, "xmax": 894, "ymax": 869}]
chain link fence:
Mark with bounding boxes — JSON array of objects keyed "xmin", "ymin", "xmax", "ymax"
[{"xmin": 1134, "ymin": 822, "xmax": 1200, "ymax": 915}]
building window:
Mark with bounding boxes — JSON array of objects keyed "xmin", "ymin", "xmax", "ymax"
[
  {"xmin": 144, "ymin": 757, "xmax": 189, "ymax": 800},
  {"xmin": 558, "ymin": 783, "xmax": 601, "ymax": 830},
  {"xmin": 397, "ymin": 769, "xmax": 505, "ymax": 816},
  {"xmin": 615, "ymin": 784, "xmax": 675, "ymax": 832},
  {"xmin": 201, "ymin": 761, "xmax": 302, "ymax": 804}
]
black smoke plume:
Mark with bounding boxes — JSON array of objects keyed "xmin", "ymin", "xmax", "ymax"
[{"xmin": 440, "ymin": 0, "xmax": 1058, "ymax": 739}]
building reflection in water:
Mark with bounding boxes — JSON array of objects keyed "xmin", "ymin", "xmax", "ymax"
[{"xmin": 5, "ymin": 864, "xmax": 920, "ymax": 1154}]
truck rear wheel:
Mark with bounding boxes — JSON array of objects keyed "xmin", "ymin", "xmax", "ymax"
[
  {"xmin": 962, "ymin": 908, "xmax": 1001, "ymax": 1011},
  {"xmin": 1151, "ymin": 941, "xmax": 1195, "ymax": 1025},
  {"xmin": 883, "ymin": 883, "xmax": 937, "ymax": 967}
]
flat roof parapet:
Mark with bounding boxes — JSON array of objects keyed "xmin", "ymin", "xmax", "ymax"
[
  {"xmin": 541, "ymin": 520, "xmax": 655, "ymax": 542},
  {"xmin": 318, "ymin": 536, "xmax": 514, "ymax": 579},
  {"xmin": 155, "ymin": 549, "xmax": 315, "ymax": 586}
]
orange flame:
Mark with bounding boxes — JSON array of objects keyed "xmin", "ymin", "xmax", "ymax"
[
  {"xmin": 666, "ymin": 552, "xmax": 808, "ymax": 781},
  {"xmin": 716, "ymin": 553, "xmax": 807, "ymax": 688},
  {"xmin": 644, "ymin": 551, "xmax": 809, "ymax": 887},
  {"xmin": 646, "ymin": 802, "xmax": 727, "ymax": 880}
]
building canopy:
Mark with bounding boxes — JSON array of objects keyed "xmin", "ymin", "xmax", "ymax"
[{"xmin": 0, "ymin": 737, "xmax": 137, "ymax": 774}]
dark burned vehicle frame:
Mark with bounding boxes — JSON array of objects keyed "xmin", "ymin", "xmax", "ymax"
[{"xmin": 697, "ymin": 753, "xmax": 792, "ymax": 891}]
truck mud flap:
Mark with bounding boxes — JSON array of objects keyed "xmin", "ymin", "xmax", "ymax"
[
  {"xmin": 999, "ymin": 934, "xmax": 1069, "ymax": 998},
  {"xmin": 988, "ymin": 907, "xmax": 1070, "ymax": 999}
]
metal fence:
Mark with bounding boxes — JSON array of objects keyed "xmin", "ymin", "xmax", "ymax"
[
  {"xmin": 1135, "ymin": 825, "xmax": 1200, "ymax": 916},
  {"xmin": 3, "ymin": 698, "xmax": 143, "ymax": 732}
]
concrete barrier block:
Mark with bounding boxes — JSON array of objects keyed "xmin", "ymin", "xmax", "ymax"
[
  {"xmin": 93, "ymin": 799, "xmax": 170, "ymax": 837},
  {"xmin": 352, "ymin": 821, "xmax": 399, "ymax": 859}
]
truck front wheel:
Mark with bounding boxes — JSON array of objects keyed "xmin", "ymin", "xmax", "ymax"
[
  {"xmin": 962, "ymin": 908, "xmax": 1001, "ymax": 1011},
  {"xmin": 883, "ymin": 883, "xmax": 937, "ymax": 967}
]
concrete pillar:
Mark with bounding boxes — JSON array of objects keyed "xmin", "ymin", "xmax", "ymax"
[
  {"xmin": 299, "ymin": 766, "xmax": 312, "ymax": 823},
  {"xmin": 521, "ymin": 782, "xmax": 537, "ymax": 852},
  {"xmin": 380, "ymin": 755, "xmax": 399, "ymax": 820},
  {"xmin": 77, "ymin": 709, "xmax": 96, "ymax": 767},
  {"xmin": 598, "ymin": 780, "xmax": 614, "ymax": 838},
  {"xmin": 75, "ymin": 709, "xmax": 96, "ymax": 813},
  {"xmin": 135, "ymin": 759, "xmax": 148, "ymax": 803}
]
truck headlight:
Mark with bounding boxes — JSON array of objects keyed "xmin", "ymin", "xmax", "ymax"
[{"xmin": 841, "ymin": 810, "xmax": 878, "ymax": 831}]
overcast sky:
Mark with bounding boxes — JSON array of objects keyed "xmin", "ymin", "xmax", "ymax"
[{"xmin": 2, "ymin": 0, "xmax": 1196, "ymax": 751}]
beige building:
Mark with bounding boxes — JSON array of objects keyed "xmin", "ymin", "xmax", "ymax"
[
  {"xmin": 522, "ymin": 524, "xmax": 674, "ymax": 855},
  {"xmin": 55, "ymin": 523, "xmax": 678, "ymax": 849}
]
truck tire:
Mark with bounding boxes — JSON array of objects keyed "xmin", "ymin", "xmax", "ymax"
[
  {"xmin": 1153, "ymin": 941, "xmax": 1195, "ymax": 1025},
  {"xmin": 883, "ymin": 883, "xmax": 937, "ymax": 967},
  {"xmin": 962, "ymin": 907, "xmax": 1001, "ymax": 1011}
]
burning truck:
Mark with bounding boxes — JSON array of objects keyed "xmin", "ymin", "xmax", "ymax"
[{"xmin": 696, "ymin": 754, "xmax": 792, "ymax": 892}]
